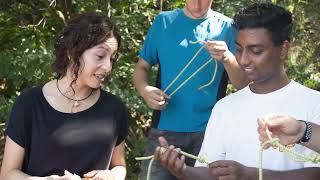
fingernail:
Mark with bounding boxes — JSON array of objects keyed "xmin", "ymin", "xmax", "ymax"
[{"xmin": 174, "ymin": 148, "xmax": 181, "ymax": 152}]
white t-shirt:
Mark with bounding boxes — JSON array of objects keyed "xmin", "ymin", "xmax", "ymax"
[{"xmin": 195, "ymin": 80, "xmax": 320, "ymax": 170}]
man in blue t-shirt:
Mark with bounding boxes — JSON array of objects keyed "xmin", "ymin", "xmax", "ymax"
[{"xmin": 133, "ymin": 1, "xmax": 248, "ymax": 179}]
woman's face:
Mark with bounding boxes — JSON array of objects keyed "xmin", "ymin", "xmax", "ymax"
[{"xmin": 76, "ymin": 36, "xmax": 118, "ymax": 88}]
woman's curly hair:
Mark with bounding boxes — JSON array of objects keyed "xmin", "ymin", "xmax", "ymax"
[{"xmin": 52, "ymin": 12, "xmax": 121, "ymax": 85}]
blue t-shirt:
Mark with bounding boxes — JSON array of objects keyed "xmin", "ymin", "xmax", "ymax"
[{"xmin": 140, "ymin": 9, "xmax": 236, "ymax": 132}]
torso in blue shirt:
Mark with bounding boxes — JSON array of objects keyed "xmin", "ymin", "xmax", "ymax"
[{"xmin": 140, "ymin": 9, "xmax": 236, "ymax": 132}]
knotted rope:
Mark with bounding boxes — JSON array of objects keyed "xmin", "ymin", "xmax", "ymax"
[
  {"xmin": 136, "ymin": 126, "xmax": 320, "ymax": 180},
  {"xmin": 135, "ymin": 147, "xmax": 209, "ymax": 180},
  {"xmin": 259, "ymin": 126, "xmax": 320, "ymax": 180}
]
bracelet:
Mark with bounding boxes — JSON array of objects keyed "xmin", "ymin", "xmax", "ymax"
[{"xmin": 298, "ymin": 120, "xmax": 312, "ymax": 144}]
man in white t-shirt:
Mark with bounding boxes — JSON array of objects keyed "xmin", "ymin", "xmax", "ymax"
[{"xmin": 153, "ymin": 3, "xmax": 320, "ymax": 180}]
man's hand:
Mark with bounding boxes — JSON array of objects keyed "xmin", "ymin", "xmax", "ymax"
[
  {"xmin": 154, "ymin": 137, "xmax": 187, "ymax": 178},
  {"xmin": 141, "ymin": 86, "xmax": 170, "ymax": 110},
  {"xmin": 209, "ymin": 160, "xmax": 251, "ymax": 180},
  {"xmin": 204, "ymin": 40, "xmax": 233, "ymax": 63},
  {"xmin": 257, "ymin": 115, "xmax": 305, "ymax": 149}
]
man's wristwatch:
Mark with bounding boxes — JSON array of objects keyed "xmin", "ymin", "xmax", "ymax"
[{"xmin": 298, "ymin": 120, "xmax": 312, "ymax": 144}]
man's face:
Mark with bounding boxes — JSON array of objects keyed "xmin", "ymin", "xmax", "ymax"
[
  {"xmin": 185, "ymin": 0, "xmax": 212, "ymax": 19},
  {"xmin": 235, "ymin": 28, "xmax": 286, "ymax": 84}
]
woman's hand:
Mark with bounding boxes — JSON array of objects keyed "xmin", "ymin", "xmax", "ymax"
[
  {"xmin": 44, "ymin": 170, "xmax": 81, "ymax": 180},
  {"xmin": 83, "ymin": 170, "xmax": 115, "ymax": 180}
]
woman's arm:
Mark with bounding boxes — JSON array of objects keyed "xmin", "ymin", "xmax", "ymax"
[
  {"xmin": 1, "ymin": 136, "xmax": 33, "ymax": 180},
  {"xmin": 109, "ymin": 142, "xmax": 126, "ymax": 180},
  {"xmin": 1, "ymin": 136, "xmax": 73, "ymax": 180},
  {"xmin": 83, "ymin": 142, "xmax": 126, "ymax": 180},
  {"xmin": 0, "ymin": 136, "xmax": 51, "ymax": 180}
]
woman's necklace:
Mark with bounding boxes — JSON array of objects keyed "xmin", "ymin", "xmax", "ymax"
[{"xmin": 56, "ymin": 79, "xmax": 93, "ymax": 109}]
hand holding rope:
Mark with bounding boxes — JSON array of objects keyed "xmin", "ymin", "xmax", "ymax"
[
  {"xmin": 136, "ymin": 146, "xmax": 209, "ymax": 180},
  {"xmin": 259, "ymin": 121, "xmax": 320, "ymax": 180}
]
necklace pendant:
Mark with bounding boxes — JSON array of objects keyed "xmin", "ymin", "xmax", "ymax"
[{"xmin": 74, "ymin": 101, "xmax": 80, "ymax": 107}]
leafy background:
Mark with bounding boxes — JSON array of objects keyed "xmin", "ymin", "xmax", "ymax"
[{"xmin": 0, "ymin": 0, "xmax": 319, "ymax": 179}]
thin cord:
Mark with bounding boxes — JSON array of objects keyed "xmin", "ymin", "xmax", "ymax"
[
  {"xmin": 56, "ymin": 79, "xmax": 94, "ymax": 102},
  {"xmin": 168, "ymin": 57, "xmax": 213, "ymax": 97},
  {"xmin": 163, "ymin": 45, "xmax": 206, "ymax": 94},
  {"xmin": 163, "ymin": 41, "xmax": 218, "ymax": 97},
  {"xmin": 198, "ymin": 59, "xmax": 218, "ymax": 90}
]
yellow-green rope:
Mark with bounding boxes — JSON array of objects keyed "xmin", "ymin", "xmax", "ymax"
[
  {"xmin": 259, "ymin": 127, "xmax": 320, "ymax": 180},
  {"xmin": 137, "ymin": 127, "xmax": 320, "ymax": 180},
  {"xmin": 135, "ymin": 147, "xmax": 209, "ymax": 180},
  {"xmin": 198, "ymin": 59, "xmax": 218, "ymax": 90},
  {"xmin": 163, "ymin": 40, "xmax": 218, "ymax": 97},
  {"xmin": 167, "ymin": 57, "xmax": 214, "ymax": 97},
  {"xmin": 189, "ymin": 40, "xmax": 218, "ymax": 91}
]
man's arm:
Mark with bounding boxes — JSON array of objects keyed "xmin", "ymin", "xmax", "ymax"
[
  {"xmin": 305, "ymin": 123, "xmax": 320, "ymax": 153},
  {"xmin": 132, "ymin": 58, "xmax": 169, "ymax": 110},
  {"xmin": 204, "ymin": 41, "xmax": 248, "ymax": 90},
  {"xmin": 175, "ymin": 158, "xmax": 320, "ymax": 180},
  {"xmin": 222, "ymin": 50, "xmax": 248, "ymax": 89},
  {"xmin": 179, "ymin": 167, "xmax": 215, "ymax": 180},
  {"xmin": 132, "ymin": 58, "xmax": 152, "ymax": 97},
  {"xmin": 209, "ymin": 160, "xmax": 320, "ymax": 180},
  {"xmin": 155, "ymin": 137, "xmax": 320, "ymax": 180},
  {"xmin": 247, "ymin": 166, "xmax": 320, "ymax": 180}
]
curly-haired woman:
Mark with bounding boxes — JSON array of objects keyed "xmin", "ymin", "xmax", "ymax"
[{"xmin": 1, "ymin": 12, "xmax": 128, "ymax": 180}]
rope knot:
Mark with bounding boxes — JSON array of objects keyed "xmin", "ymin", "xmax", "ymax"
[
  {"xmin": 159, "ymin": 147, "xmax": 167, "ymax": 154},
  {"xmin": 197, "ymin": 155, "xmax": 208, "ymax": 164},
  {"xmin": 311, "ymin": 154, "xmax": 320, "ymax": 164},
  {"xmin": 268, "ymin": 137, "xmax": 280, "ymax": 147}
]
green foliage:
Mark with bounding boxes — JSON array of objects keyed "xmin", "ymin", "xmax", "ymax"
[{"xmin": 1, "ymin": 0, "xmax": 320, "ymax": 179}]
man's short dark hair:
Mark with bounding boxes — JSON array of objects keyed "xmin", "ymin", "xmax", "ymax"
[{"xmin": 233, "ymin": 3, "xmax": 292, "ymax": 46}]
